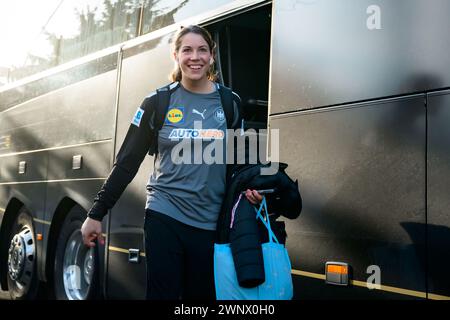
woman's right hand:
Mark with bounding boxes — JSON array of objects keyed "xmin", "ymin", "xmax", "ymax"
[{"xmin": 81, "ymin": 217, "xmax": 105, "ymax": 248}]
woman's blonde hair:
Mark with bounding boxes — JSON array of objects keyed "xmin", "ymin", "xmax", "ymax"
[{"xmin": 170, "ymin": 25, "xmax": 218, "ymax": 82}]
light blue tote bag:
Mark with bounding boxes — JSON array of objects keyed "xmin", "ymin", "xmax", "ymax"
[{"xmin": 214, "ymin": 197, "xmax": 293, "ymax": 300}]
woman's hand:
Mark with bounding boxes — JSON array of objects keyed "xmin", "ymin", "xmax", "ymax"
[
  {"xmin": 245, "ymin": 189, "xmax": 263, "ymax": 205},
  {"xmin": 81, "ymin": 217, "xmax": 105, "ymax": 248}
]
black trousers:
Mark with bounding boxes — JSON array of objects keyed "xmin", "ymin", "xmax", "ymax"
[{"xmin": 144, "ymin": 209, "xmax": 216, "ymax": 300}]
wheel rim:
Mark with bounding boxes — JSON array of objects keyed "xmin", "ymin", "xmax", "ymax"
[
  {"xmin": 7, "ymin": 226, "xmax": 35, "ymax": 293},
  {"xmin": 62, "ymin": 229, "xmax": 94, "ymax": 300}
]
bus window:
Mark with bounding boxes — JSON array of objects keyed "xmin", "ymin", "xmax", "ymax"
[
  {"xmin": 140, "ymin": 0, "xmax": 233, "ymax": 36},
  {"xmin": 51, "ymin": 0, "xmax": 141, "ymax": 63},
  {"xmin": 4, "ymin": 0, "xmax": 141, "ymax": 84}
]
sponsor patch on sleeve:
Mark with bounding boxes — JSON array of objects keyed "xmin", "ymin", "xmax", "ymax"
[{"xmin": 132, "ymin": 107, "xmax": 145, "ymax": 127}]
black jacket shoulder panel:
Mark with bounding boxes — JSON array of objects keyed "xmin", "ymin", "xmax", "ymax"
[{"xmin": 140, "ymin": 91, "xmax": 157, "ymax": 130}]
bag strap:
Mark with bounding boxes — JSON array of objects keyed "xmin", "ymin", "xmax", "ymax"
[
  {"xmin": 229, "ymin": 195, "xmax": 279, "ymax": 243},
  {"xmin": 148, "ymin": 83, "xmax": 176, "ymax": 156},
  {"xmin": 255, "ymin": 196, "xmax": 279, "ymax": 244},
  {"xmin": 155, "ymin": 84, "xmax": 172, "ymax": 131},
  {"xmin": 217, "ymin": 83, "xmax": 234, "ymax": 129}
]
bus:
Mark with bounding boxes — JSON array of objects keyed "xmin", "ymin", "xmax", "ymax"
[{"xmin": 1, "ymin": 0, "xmax": 450, "ymax": 300}]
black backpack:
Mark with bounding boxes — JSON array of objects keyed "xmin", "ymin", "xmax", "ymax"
[{"xmin": 148, "ymin": 82, "xmax": 237, "ymax": 156}]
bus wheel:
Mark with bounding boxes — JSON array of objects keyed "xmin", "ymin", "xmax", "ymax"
[
  {"xmin": 53, "ymin": 206, "xmax": 98, "ymax": 300},
  {"xmin": 6, "ymin": 208, "xmax": 40, "ymax": 300}
]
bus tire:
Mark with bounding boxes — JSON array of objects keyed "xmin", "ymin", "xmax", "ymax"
[
  {"xmin": 6, "ymin": 207, "xmax": 40, "ymax": 300},
  {"xmin": 53, "ymin": 205, "xmax": 99, "ymax": 300}
]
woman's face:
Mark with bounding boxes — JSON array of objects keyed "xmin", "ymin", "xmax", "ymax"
[{"xmin": 175, "ymin": 32, "xmax": 213, "ymax": 82}]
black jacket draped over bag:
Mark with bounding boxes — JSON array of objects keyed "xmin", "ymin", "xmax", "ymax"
[{"xmin": 216, "ymin": 162, "xmax": 302, "ymax": 288}]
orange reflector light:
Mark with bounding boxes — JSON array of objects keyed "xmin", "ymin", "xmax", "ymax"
[
  {"xmin": 325, "ymin": 262, "xmax": 350, "ymax": 286},
  {"xmin": 37, "ymin": 234, "xmax": 43, "ymax": 241},
  {"xmin": 327, "ymin": 264, "xmax": 348, "ymax": 275}
]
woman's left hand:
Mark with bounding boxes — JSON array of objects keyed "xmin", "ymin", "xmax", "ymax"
[{"xmin": 245, "ymin": 189, "xmax": 263, "ymax": 205}]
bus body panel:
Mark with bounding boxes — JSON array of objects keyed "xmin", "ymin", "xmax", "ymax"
[
  {"xmin": 0, "ymin": 59, "xmax": 118, "ymax": 289},
  {"xmin": 270, "ymin": 95, "xmax": 426, "ymax": 298},
  {"xmin": 38, "ymin": 65, "xmax": 119, "ymax": 287},
  {"xmin": 427, "ymin": 90, "xmax": 450, "ymax": 298},
  {"xmin": 269, "ymin": 0, "xmax": 450, "ymax": 114},
  {"xmin": 268, "ymin": 0, "xmax": 450, "ymax": 299}
]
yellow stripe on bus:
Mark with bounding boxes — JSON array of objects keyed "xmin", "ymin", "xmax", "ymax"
[
  {"xmin": 33, "ymin": 218, "xmax": 51, "ymax": 225},
  {"xmin": 291, "ymin": 269, "xmax": 325, "ymax": 280},
  {"xmin": 109, "ymin": 246, "xmax": 146, "ymax": 257},
  {"xmin": 108, "ymin": 246, "xmax": 129, "ymax": 254},
  {"xmin": 291, "ymin": 268, "xmax": 450, "ymax": 300},
  {"xmin": 428, "ymin": 293, "xmax": 450, "ymax": 300}
]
